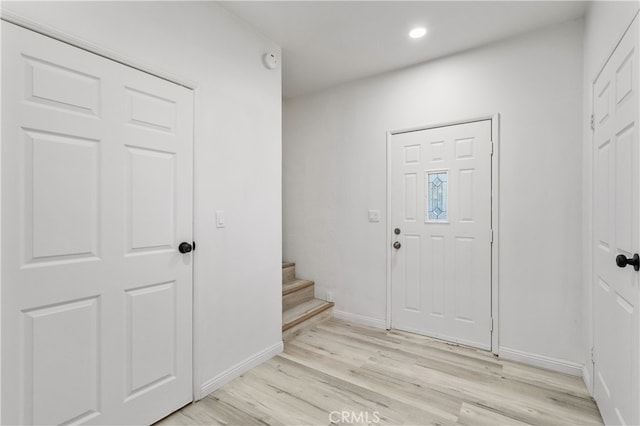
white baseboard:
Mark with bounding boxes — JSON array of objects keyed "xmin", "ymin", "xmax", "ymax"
[
  {"xmin": 499, "ymin": 346, "xmax": 583, "ymax": 376},
  {"xmin": 197, "ymin": 341, "xmax": 283, "ymax": 400},
  {"xmin": 334, "ymin": 310, "xmax": 387, "ymax": 329},
  {"xmin": 582, "ymin": 364, "xmax": 594, "ymax": 395}
]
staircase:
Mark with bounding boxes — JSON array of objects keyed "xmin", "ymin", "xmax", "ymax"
[{"xmin": 282, "ymin": 262, "xmax": 334, "ymax": 341}]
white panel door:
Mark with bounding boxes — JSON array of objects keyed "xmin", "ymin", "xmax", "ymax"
[
  {"xmin": 1, "ymin": 22, "xmax": 194, "ymax": 425},
  {"xmin": 592, "ymin": 16, "xmax": 639, "ymax": 426},
  {"xmin": 390, "ymin": 120, "xmax": 492, "ymax": 350}
]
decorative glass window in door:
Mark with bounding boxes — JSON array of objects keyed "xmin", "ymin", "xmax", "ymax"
[{"xmin": 426, "ymin": 171, "xmax": 448, "ymax": 222}]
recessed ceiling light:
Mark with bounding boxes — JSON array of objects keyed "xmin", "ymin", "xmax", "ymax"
[{"xmin": 409, "ymin": 27, "xmax": 427, "ymax": 39}]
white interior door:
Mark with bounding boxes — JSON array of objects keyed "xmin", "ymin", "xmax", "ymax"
[
  {"xmin": 1, "ymin": 22, "xmax": 194, "ymax": 425},
  {"xmin": 390, "ymin": 120, "xmax": 493, "ymax": 350},
  {"xmin": 592, "ymin": 15, "xmax": 639, "ymax": 426}
]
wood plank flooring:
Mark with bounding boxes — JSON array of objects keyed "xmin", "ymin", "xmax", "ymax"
[{"xmin": 156, "ymin": 319, "xmax": 603, "ymax": 426}]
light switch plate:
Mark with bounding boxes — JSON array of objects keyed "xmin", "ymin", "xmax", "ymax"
[
  {"xmin": 368, "ymin": 209, "xmax": 380, "ymax": 222},
  {"xmin": 216, "ymin": 210, "xmax": 225, "ymax": 228}
]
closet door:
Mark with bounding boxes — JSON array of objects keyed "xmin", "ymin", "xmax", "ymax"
[{"xmin": 2, "ymin": 22, "xmax": 194, "ymax": 425}]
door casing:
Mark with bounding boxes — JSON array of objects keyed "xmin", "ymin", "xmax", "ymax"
[{"xmin": 385, "ymin": 114, "xmax": 500, "ymax": 354}]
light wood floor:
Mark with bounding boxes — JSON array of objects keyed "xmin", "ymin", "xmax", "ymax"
[{"xmin": 157, "ymin": 319, "xmax": 603, "ymax": 426}]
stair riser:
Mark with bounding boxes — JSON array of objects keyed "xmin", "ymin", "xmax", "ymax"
[
  {"xmin": 283, "ymin": 285, "xmax": 314, "ymax": 312},
  {"xmin": 282, "ymin": 265, "xmax": 295, "ymax": 284}
]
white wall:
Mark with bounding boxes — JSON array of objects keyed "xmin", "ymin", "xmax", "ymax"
[
  {"xmin": 581, "ymin": 1, "xmax": 639, "ymax": 392},
  {"xmin": 284, "ymin": 20, "xmax": 585, "ymax": 368},
  {"xmin": 1, "ymin": 1, "xmax": 283, "ymax": 397}
]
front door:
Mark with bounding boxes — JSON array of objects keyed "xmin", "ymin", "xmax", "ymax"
[
  {"xmin": 390, "ymin": 120, "xmax": 493, "ymax": 350},
  {"xmin": 592, "ymin": 15, "xmax": 639, "ymax": 426},
  {"xmin": 1, "ymin": 22, "xmax": 194, "ymax": 425}
]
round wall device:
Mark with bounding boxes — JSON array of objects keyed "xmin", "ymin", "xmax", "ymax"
[{"xmin": 263, "ymin": 52, "xmax": 279, "ymax": 70}]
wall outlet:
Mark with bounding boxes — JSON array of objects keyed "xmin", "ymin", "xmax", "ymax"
[
  {"xmin": 368, "ymin": 209, "xmax": 380, "ymax": 222},
  {"xmin": 326, "ymin": 291, "xmax": 333, "ymax": 302}
]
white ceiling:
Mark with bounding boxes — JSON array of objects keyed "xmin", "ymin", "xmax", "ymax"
[{"xmin": 220, "ymin": 1, "xmax": 588, "ymax": 99}]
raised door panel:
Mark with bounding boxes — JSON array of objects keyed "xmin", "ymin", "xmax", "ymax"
[
  {"xmin": 23, "ymin": 298, "xmax": 100, "ymax": 425},
  {"xmin": 403, "ymin": 173, "xmax": 417, "ymax": 222},
  {"xmin": 614, "ymin": 123, "xmax": 638, "ymax": 304},
  {"xmin": 595, "ymin": 139, "xmax": 612, "ymax": 252},
  {"xmin": 429, "ymin": 235, "xmax": 446, "ymax": 317},
  {"xmin": 594, "ymin": 279, "xmax": 614, "ymax": 402},
  {"xmin": 454, "ymin": 237, "xmax": 474, "ymax": 323},
  {"xmin": 125, "ymin": 282, "xmax": 177, "ymax": 400},
  {"xmin": 609, "ymin": 294, "xmax": 634, "ymax": 423},
  {"xmin": 595, "ymin": 283, "xmax": 635, "ymax": 426},
  {"xmin": 615, "ymin": 125, "xmax": 634, "ymax": 254},
  {"xmin": 404, "ymin": 144, "xmax": 420, "ymax": 164},
  {"xmin": 126, "ymin": 88, "xmax": 176, "ymax": 134},
  {"xmin": 458, "ymin": 169, "xmax": 475, "ymax": 223},
  {"xmin": 455, "ymin": 137, "xmax": 474, "ymax": 160},
  {"xmin": 24, "ymin": 55, "xmax": 101, "ymax": 117},
  {"xmin": 430, "ymin": 140, "xmax": 445, "ymax": 162},
  {"xmin": 403, "ymin": 235, "xmax": 421, "ymax": 312},
  {"xmin": 595, "ymin": 81, "xmax": 611, "ymax": 127},
  {"xmin": 24, "ymin": 130, "xmax": 100, "ymax": 264},
  {"xmin": 126, "ymin": 147, "xmax": 176, "ymax": 254},
  {"xmin": 615, "ymin": 50, "xmax": 634, "ymax": 106}
]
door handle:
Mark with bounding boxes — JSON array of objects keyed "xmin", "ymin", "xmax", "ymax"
[
  {"xmin": 615, "ymin": 253, "xmax": 639, "ymax": 271},
  {"xmin": 179, "ymin": 242, "xmax": 193, "ymax": 254},
  {"xmin": 393, "ymin": 241, "xmax": 401, "ymax": 250}
]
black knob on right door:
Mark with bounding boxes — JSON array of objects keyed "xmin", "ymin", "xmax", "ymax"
[
  {"xmin": 616, "ymin": 253, "xmax": 640, "ymax": 271},
  {"xmin": 179, "ymin": 242, "xmax": 193, "ymax": 254}
]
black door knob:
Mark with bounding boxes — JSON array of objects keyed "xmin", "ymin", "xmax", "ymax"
[
  {"xmin": 616, "ymin": 253, "xmax": 640, "ymax": 271},
  {"xmin": 393, "ymin": 241, "xmax": 401, "ymax": 250},
  {"xmin": 179, "ymin": 242, "xmax": 193, "ymax": 254}
]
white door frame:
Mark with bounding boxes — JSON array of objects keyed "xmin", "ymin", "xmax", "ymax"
[
  {"xmin": 386, "ymin": 114, "xmax": 500, "ymax": 354},
  {"xmin": 0, "ymin": 11, "xmax": 201, "ymax": 401}
]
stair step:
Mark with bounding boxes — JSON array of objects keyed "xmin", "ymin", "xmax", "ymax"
[
  {"xmin": 282, "ymin": 261, "xmax": 295, "ymax": 269},
  {"xmin": 283, "ymin": 298, "xmax": 334, "ymax": 331},
  {"xmin": 283, "ymin": 283, "xmax": 314, "ymax": 312},
  {"xmin": 282, "ymin": 306, "xmax": 333, "ymax": 342},
  {"xmin": 283, "ymin": 279, "xmax": 313, "ymax": 295}
]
